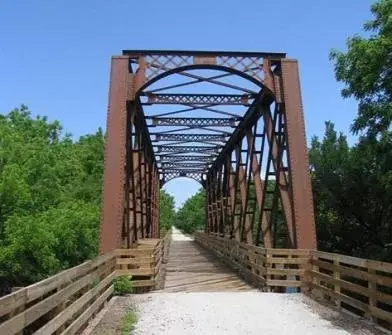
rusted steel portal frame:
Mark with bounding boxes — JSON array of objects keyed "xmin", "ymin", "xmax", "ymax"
[{"xmin": 100, "ymin": 50, "xmax": 317, "ymax": 254}]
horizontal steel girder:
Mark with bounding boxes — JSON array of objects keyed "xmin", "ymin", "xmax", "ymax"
[
  {"xmin": 150, "ymin": 117, "xmax": 238, "ymax": 127},
  {"xmin": 159, "ymin": 156, "xmax": 213, "ymax": 162},
  {"xmin": 123, "ymin": 50, "xmax": 286, "ymax": 58},
  {"xmin": 144, "ymin": 93, "xmax": 253, "ymax": 106},
  {"xmin": 154, "ymin": 133, "xmax": 226, "ymax": 142},
  {"xmin": 162, "ymin": 169, "xmax": 205, "ymax": 173},
  {"xmin": 156, "ymin": 145, "xmax": 221, "ymax": 153},
  {"xmin": 162, "ymin": 162, "xmax": 208, "ymax": 168}
]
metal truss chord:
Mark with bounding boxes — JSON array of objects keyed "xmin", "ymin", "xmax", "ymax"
[
  {"xmin": 154, "ymin": 133, "xmax": 226, "ymax": 142},
  {"xmin": 144, "ymin": 93, "xmax": 254, "ymax": 106},
  {"xmin": 150, "ymin": 117, "xmax": 238, "ymax": 127},
  {"xmin": 162, "ymin": 162, "xmax": 208, "ymax": 168},
  {"xmin": 156, "ymin": 145, "xmax": 221, "ymax": 153},
  {"xmin": 159, "ymin": 156, "xmax": 213, "ymax": 162}
]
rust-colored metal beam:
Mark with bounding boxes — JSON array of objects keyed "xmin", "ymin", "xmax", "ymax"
[
  {"xmin": 100, "ymin": 56, "xmax": 131, "ymax": 254},
  {"xmin": 144, "ymin": 93, "xmax": 254, "ymax": 106},
  {"xmin": 281, "ymin": 59, "xmax": 317, "ymax": 250},
  {"xmin": 100, "ymin": 50, "xmax": 316, "ymax": 254}
]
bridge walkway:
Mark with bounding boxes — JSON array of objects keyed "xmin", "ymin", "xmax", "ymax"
[{"xmin": 163, "ymin": 228, "xmax": 254, "ymax": 292}]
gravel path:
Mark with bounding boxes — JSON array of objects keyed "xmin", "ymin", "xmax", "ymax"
[{"xmin": 131, "ymin": 292, "xmax": 380, "ymax": 335}]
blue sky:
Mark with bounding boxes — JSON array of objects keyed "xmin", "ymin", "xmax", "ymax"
[{"xmin": 0, "ymin": 0, "xmax": 374, "ymax": 208}]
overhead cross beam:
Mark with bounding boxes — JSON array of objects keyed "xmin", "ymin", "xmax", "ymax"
[
  {"xmin": 162, "ymin": 169, "xmax": 205, "ymax": 173},
  {"xmin": 143, "ymin": 93, "xmax": 254, "ymax": 106},
  {"xmin": 162, "ymin": 162, "xmax": 208, "ymax": 168},
  {"xmin": 156, "ymin": 145, "xmax": 221, "ymax": 153},
  {"xmin": 159, "ymin": 156, "xmax": 213, "ymax": 162},
  {"xmin": 154, "ymin": 133, "xmax": 226, "ymax": 142},
  {"xmin": 150, "ymin": 117, "xmax": 239, "ymax": 127}
]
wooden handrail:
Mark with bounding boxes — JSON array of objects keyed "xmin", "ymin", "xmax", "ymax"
[{"xmin": 0, "ymin": 230, "xmax": 173, "ymax": 335}]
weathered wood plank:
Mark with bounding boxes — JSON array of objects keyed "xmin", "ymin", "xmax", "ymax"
[
  {"xmin": 116, "ymin": 268, "xmax": 154, "ymax": 276},
  {"xmin": 310, "ymin": 270, "xmax": 369, "ymax": 297},
  {"xmin": 34, "ymin": 271, "xmax": 116, "ymax": 335},
  {"xmin": 61, "ymin": 285, "xmax": 113, "ymax": 335},
  {"xmin": 0, "ymin": 270, "xmax": 98, "ymax": 334},
  {"xmin": 267, "ymin": 268, "xmax": 304, "ymax": 276},
  {"xmin": 309, "ymin": 282, "xmax": 369, "ymax": 313},
  {"xmin": 267, "ymin": 280, "xmax": 302, "ymax": 287},
  {"xmin": 0, "ymin": 252, "xmax": 114, "ymax": 319},
  {"xmin": 267, "ymin": 257, "xmax": 309, "ymax": 265}
]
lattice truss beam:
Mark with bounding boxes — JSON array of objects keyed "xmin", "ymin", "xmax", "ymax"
[
  {"xmin": 143, "ymin": 93, "xmax": 254, "ymax": 106},
  {"xmin": 100, "ymin": 50, "xmax": 317, "ymax": 254}
]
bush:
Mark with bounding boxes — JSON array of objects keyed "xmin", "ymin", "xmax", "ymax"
[{"xmin": 113, "ymin": 275, "xmax": 134, "ymax": 295}]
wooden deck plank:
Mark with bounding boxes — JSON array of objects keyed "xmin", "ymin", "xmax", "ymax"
[{"xmin": 163, "ymin": 235, "xmax": 254, "ymax": 292}]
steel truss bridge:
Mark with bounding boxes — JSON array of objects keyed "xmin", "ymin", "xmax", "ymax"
[{"xmin": 100, "ymin": 50, "xmax": 317, "ymax": 251}]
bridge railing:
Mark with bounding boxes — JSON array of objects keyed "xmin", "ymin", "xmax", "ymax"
[
  {"xmin": 194, "ymin": 232, "xmax": 392, "ymax": 329},
  {"xmin": 310, "ymin": 250, "xmax": 392, "ymax": 327},
  {"xmin": 0, "ymin": 251, "xmax": 116, "ymax": 335},
  {"xmin": 115, "ymin": 230, "xmax": 172, "ymax": 290},
  {"xmin": 0, "ymin": 230, "xmax": 172, "ymax": 335},
  {"xmin": 193, "ymin": 232, "xmax": 310, "ymax": 290}
]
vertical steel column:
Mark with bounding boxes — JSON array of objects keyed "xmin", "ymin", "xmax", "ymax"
[
  {"xmin": 281, "ymin": 59, "xmax": 317, "ymax": 249},
  {"xmin": 140, "ymin": 148, "xmax": 148, "ymax": 237},
  {"xmin": 218, "ymin": 164, "xmax": 225, "ymax": 236},
  {"xmin": 206, "ymin": 176, "xmax": 213, "ymax": 233},
  {"xmin": 235, "ymin": 145, "xmax": 251, "ymax": 243},
  {"xmin": 231, "ymin": 146, "xmax": 241, "ymax": 241},
  {"xmin": 154, "ymin": 167, "xmax": 159, "ymax": 236},
  {"xmin": 246, "ymin": 130, "xmax": 271, "ymax": 247},
  {"xmin": 227, "ymin": 157, "xmax": 236, "ymax": 238},
  {"xmin": 100, "ymin": 56, "xmax": 130, "ymax": 254},
  {"xmin": 241, "ymin": 130, "xmax": 254, "ymax": 245},
  {"xmin": 133, "ymin": 137, "xmax": 143, "ymax": 239}
]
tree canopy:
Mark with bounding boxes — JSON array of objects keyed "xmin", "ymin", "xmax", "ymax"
[
  {"xmin": 0, "ymin": 106, "xmax": 104, "ymax": 291},
  {"xmin": 159, "ymin": 189, "xmax": 175, "ymax": 232},
  {"xmin": 330, "ymin": 0, "xmax": 392, "ymax": 137},
  {"xmin": 175, "ymin": 189, "xmax": 205, "ymax": 233}
]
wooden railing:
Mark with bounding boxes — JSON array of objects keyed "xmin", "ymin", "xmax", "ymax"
[
  {"xmin": 194, "ymin": 232, "xmax": 392, "ymax": 329},
  {"xmin": 0, "ymin": 252, "xmax": 116, "ymax": 335},
  {"xmin": 0, "ymin": 230, "xmax": 172, "ymax": 335},
  {"xmin": 115, "ymin": 230, "xmax": 172, "ymax": 290},
  {"xmin": 194, "ymin": 232, "xmax": 309, "ymax": 290},
  {"xmin": 310, "ymin": 250, "xmax": 392, "ymax": 327}
]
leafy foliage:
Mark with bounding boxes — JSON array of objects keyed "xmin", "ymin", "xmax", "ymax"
[
  {"xmin": 159, "ymin": 190, "xmax": 175, "ymax": 232},
  {"xmin": 330, "ymin": 0, "xmax": 392, "ymax": 137},
  {"xmin": 113, "ymin": 276, "xmax": 134, "ymax": 296},
  {"xmin": 175, "ymin": 189, "xmax": 205, "ymax": 233},
  {"xmin": 0, "ymin": 106, "xmax": 104, "ymax": 290},
  {"xmin": 310, "ymin": 123, "xmax": 392, "ymax": 261}
]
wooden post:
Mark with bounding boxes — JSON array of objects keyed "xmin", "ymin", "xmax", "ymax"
[
  {"xmin": 333, "ymin": 255, "xmax": 341, "ymax": 308},
  {"xmin": 368, "ymin": 264, "xmax": 376, "ymax": 321}
]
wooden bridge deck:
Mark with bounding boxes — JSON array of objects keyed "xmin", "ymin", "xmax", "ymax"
[{"xmin": 163, "ymin": 229, "xmax": 254, "ymax": 292}]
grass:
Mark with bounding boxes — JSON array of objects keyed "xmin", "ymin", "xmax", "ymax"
[
  {"xmin": 120, "ymin": 308, "xmax": 137, "ymax": 335},
  {"xmin": 113, "ymin": 276, "xmax": 134, "ymax": 296}
]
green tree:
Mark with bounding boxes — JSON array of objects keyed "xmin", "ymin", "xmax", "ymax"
[
  {"xmin": 175, "ymin": 189, "xmax": 205, "ymax": 233},
  {"xmin": 330, "ymin": 0, "xmax": 392, "ymax": 137},
  {"xmin": 310, "ymin": 122, "xmax": 392, "ymax": 260},
  {"xmin": 0, "ymin": 107, "xmax": 104, "ymax": 290},
  {"xmin": 159, "ymin": 190, "xmax": 175, "ymax": 232}
]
